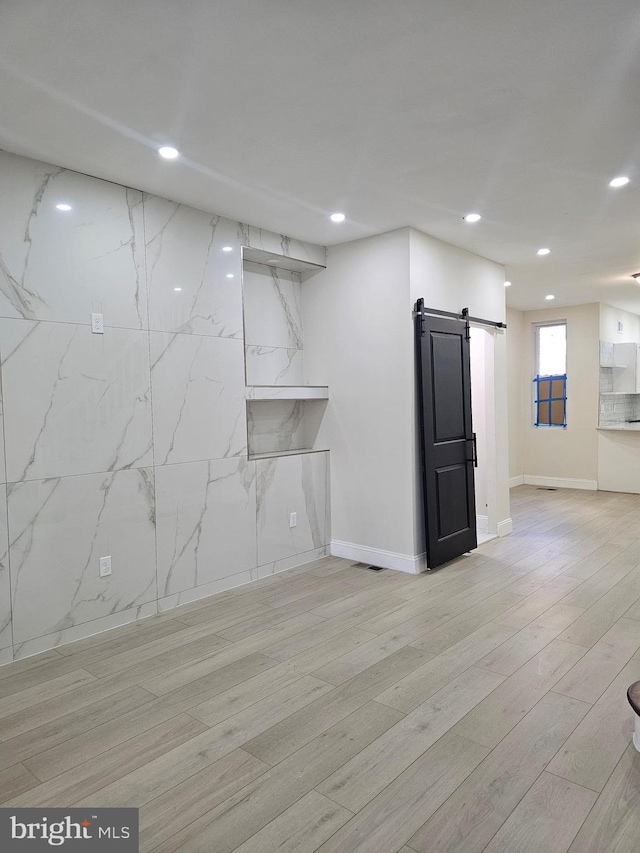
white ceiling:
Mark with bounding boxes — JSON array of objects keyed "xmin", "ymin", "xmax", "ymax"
[{"xmin": 2, "ymin": 0, "xmax": 640, "ymax": 312}]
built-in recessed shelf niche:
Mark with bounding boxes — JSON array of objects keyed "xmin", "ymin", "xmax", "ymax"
[
  {"xmin": 247, "ymin": 399, "xmax": 328, "ymax": 459},
  {"xmin": 242, "ymin": 247, "xmax": 325, "ymax": 388}
]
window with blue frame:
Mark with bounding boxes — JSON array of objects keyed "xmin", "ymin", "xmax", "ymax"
[
  {"xmin": 534, "ymin": 374, "xmax": 567, "ymax": 427},
  {"xmin": 534, "ymin": 323, "xmax": 567, "ymax": 428}
]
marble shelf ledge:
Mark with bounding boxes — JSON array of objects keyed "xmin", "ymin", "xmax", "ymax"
[
  {"xmin": 248, "ymin": 448, "xmax": 329, "ymax": 460},
  {"xmin": 600, "ymin": 391, "xmax": 640, "ymax": 396},
  {"xmin": 597, "ymin": 424, "xmax": 640, "ymax": 431},
  {"xmin": 246, "ymin": 386, "xmax": 329, "ymax": 400},
  {"xmin": 242, "ymin": 246, "xmax": 326, "ymax": 273}
]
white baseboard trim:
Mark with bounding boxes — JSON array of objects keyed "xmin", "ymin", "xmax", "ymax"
[
  {"xmin": 476, "ymin": 515, "xmax": 489, "ymax": 534},
  {"xmin": 509, "ymin": 475, "xmax": 525, "ymax": 488},
  {"xmin": 330, "ymin": 540, "xmax": 426, "ymax": 574},
  {"xmin": 523, "ymin": 475, "xmax": 598, "ymax": 491},
  {"xmin": 497, "ymin": 517, "xmax": 513, "ymax": 537}
]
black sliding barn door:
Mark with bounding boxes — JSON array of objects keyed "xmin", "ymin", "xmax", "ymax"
[{"xmin": 416, "ymin": 305, "xmax": 477, "ymax": 568}]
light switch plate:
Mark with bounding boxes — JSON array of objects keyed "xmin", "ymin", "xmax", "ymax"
[
  {"xmin": 99, "ymin": 555, "xmax": 112, "ymax": 577},
  {"xmin": 91, "ymin": 313, "xmax": 104, "ymax": 334}
]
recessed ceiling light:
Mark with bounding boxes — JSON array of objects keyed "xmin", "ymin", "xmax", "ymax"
[
  {"xmin": 158, "ymin": 146, "xmax": 179, "ymax": 160},
  {"xmin": 631, "ymin": 273, "xmax": 640, "ymax": 282},
  {"xmin": 545, "ymin": 294, "xmax": 555, "ymax": 300},
  {"xmin": 329, "ymin": 213, "xmax": 346, "ymax": 223},
  {"xmin": 226, "ymin": 273, "xmax": 234, "ymax": 278},
  {"xmin": 464, "ymin": 213, "xmax": 482, "ymax": 223},
  {"xmin": 504, "ymin": 281, "xmax": 512, "ymax": 287},
  {"xmin": 609, "ymin": 176, "xmax": 630, "ymax": 187},
  {"xmin": 222, "ymin": 246, "xmax": 233, "ymax": 252},
  {"xmin": 173, "ymin": 287, "xmax": 182, "ymax": 291},
  {"xmin": 537, "ymin": 248, "xmax": 551, "ymax": 256},
  {"xmin": 55, "ymin": 203, "xmax": 72, "ymax": 211}
]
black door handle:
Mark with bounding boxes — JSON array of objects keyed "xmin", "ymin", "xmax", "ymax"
[{"xmin": 467, "ymin": 433, "xmax": 478, "ymax": 467}]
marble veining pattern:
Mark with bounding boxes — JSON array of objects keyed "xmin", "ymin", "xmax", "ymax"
[
  {"xmin": 0, "ymin": 319, "xmax": 153, "ymax": 482},
  {"xmin": 256, "ymin": 452, "xmax": 330, "ymax": 565},
  {"xmin": 247, "ymin": 400, "xmax": 307, "ymax": 457},
  {"xmin": 0, "ymin": 488, "xmax": 11, "ymax": 650},
  {"xmin": 155, "ymin": 458, "xmax": 256, "ymax": 596},
  {"xmin": 0, "ymin": 149, "xmax": 329, "ymax": 661},
  {"xmin": 244, "ymin": 345, "xmax": 304, "ymax": 386},
  {"xmin": 0, "ymin": 383, "xmax": 6, "ymax": 485},
  {"xmin": 0, "ymin": 150, "xmax": 146, "ymax": 328},
  {"xmin": 145, "ymin": 196, "xmax": 244, "ymax": 338},
  {"xmin": 8, "ymin": 468, "xmax": 157, "ymax": 645},
  {"xmin": 150, "ymin": 331, "xmax": 246, "ymax": 465},
  {"xmin": 243, "ymin": 263, "xmax": 303, "ymax": 350},
  {"xmin": 245, "ymin": 225, "xmax": 326, "ymax": 267}
]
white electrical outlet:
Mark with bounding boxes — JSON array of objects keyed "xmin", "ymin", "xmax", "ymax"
[
  {"xmin": 99, "ymin": 555, "xmax": 112, "ymax": 577},
  {"xmin": 91, "ymin": 313, "xmax": 104, "ymax": 334},
  {"xmin": 289, "ymin": 512, "xmax": 297, "ymax": 528}
]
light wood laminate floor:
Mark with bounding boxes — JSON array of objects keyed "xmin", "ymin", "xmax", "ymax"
[{"xmin": 2, "ymin": 485, "xmax": 640, "ymax": 852}]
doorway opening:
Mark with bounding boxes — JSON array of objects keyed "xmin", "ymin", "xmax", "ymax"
[{"xmin": 470, "ymin": 325, "xmax": 499, "ymax": 545}]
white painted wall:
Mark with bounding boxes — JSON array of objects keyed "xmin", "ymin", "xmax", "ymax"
[
  {"xmin": 600, "ymin": 303, "xmax": 640, "ymax": 344},
  {"xmin": 302, "ymin": 228, "xmax": 415, "ymax": 563},
  {"xmin": 519, "ymin": 303, "xmax": 600, "ymax": 486},
  {"xmin": 303, "ymin": 226, "xmax": 509, "ymax": 571},
  {"xmin": 408, "ymin": 228, "xmax": 510, "ymax": 551},
  {"xmin": 506, "ymin": 308, "xmax": 525, "ymax": 482},
  {"xmin": 470, "ymin": 326, "xmax": 489, "ymax": 517}
]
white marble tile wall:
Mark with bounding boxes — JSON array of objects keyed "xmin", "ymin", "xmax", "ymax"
[
  {"xmin": 155, "ymin": 457, "xmax": 256, "ymax": 597},
  {"xmin": 247, "ymin": 401, "xmax": 307, "ymax": 456},
  {"xmin": 245, "ymin": 345, "xmax": 304, "ymax": 386},
  {"xmin": 0, "ymin": 148, "xmax": 328, "ymax": 662},
  {"xmin": 150, "ymin": 332, "xmax": 246, "ymax": 465},
  {"xmin": 1, "ymin": 319, "xmax": 153, "ymax": 481},
  {"xmin": 0, "ymin": 152, "xmax": 146, "ymax": 328},
  {"xmin": 243, "ymin": 261, "xmax": 304, "ymax": 386},
  {"xmin": 247, "ymin": 400, "xmax": 328, "ymax": 457},
  {"xmin": 0, "ymin": 489, "xmax": 10, "ymax": 652},
  {"xmin": 256, "ymin": 451, "xmax": 330, "ymax": 565},
  {"xmin": 8, "ymin": 468, "xmax": 157, "ymax": 648}
]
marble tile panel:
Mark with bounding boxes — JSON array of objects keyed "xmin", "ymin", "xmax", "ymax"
[
  {"xmin": 145, "ymin": 196, "xmax": 244, "ymax": 338},
  {"xmin": 13, "ymin": 603, "xmax": 159, "ymax": 661},
  {"xmin": 245, "ymin": 226, "xmax": 326, "ymax": 267},
  {"xmin": 256, "ymin": 545, "xmax": 329, "ymax": 579},
  {"xmin": 247, "ymin": 401, "xmax": 307, "ymax": 457},
  {"xmin": 0, "ymin": 320, "xmax": 153, "ymax": 482},
  {"xmin": 0, "ymin": 150, "xmax": 146, "ymax": 328},
  {"xmin": 0, "ymin": 382, "xmax": 6, "ymax": 485},
  {"xmin": 245, "ymin": 345, "xmax": 303, "ymax": 386},
  {"xmin": 243, "ymin": 262, "xmax": 303, "ymax": 350},
  {"xmin": 0, "ymin": 647, "xmax": 13, "ymax": 666},
  {"xmin": 156, "ymin": 570, "xmax": 255, "ymax": 614},
  {"xmin": 155, "ymin": 458, "xmax": 257, "ymax": 598},
  {"xmin": 150, "ymin": 332, "xmax": 246, "ymax": 465},
  {"xmin": 256, "ymin": 451, "xmax": 330, "ymax": 565},
  {"xmin": 8, "ymin": 468, "xmax": 157, "ymax": 645},
  {"xmin": 0, "ymin": 488, "xmax": 11, "ymax": 651}
]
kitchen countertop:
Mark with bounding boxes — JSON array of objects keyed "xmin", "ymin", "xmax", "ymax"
[{"xmin": 597, "ymin": 423, "xmax": 640, "ymax": 431}]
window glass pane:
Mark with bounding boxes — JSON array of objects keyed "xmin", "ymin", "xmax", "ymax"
[
  {"xmin": 538, "ymin": 402, "xmax": 550, "ymax": 424},
  {"xmin": 538, "ymin": 324, "xmax": 566, "ymax": 375},
  {"xmin": 537, "ymin": 378, "xmax": 551, "ymax": 401},
  {"xmin": 551, "ymin": 399, "xmax": 565, "ymax": 425}
]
